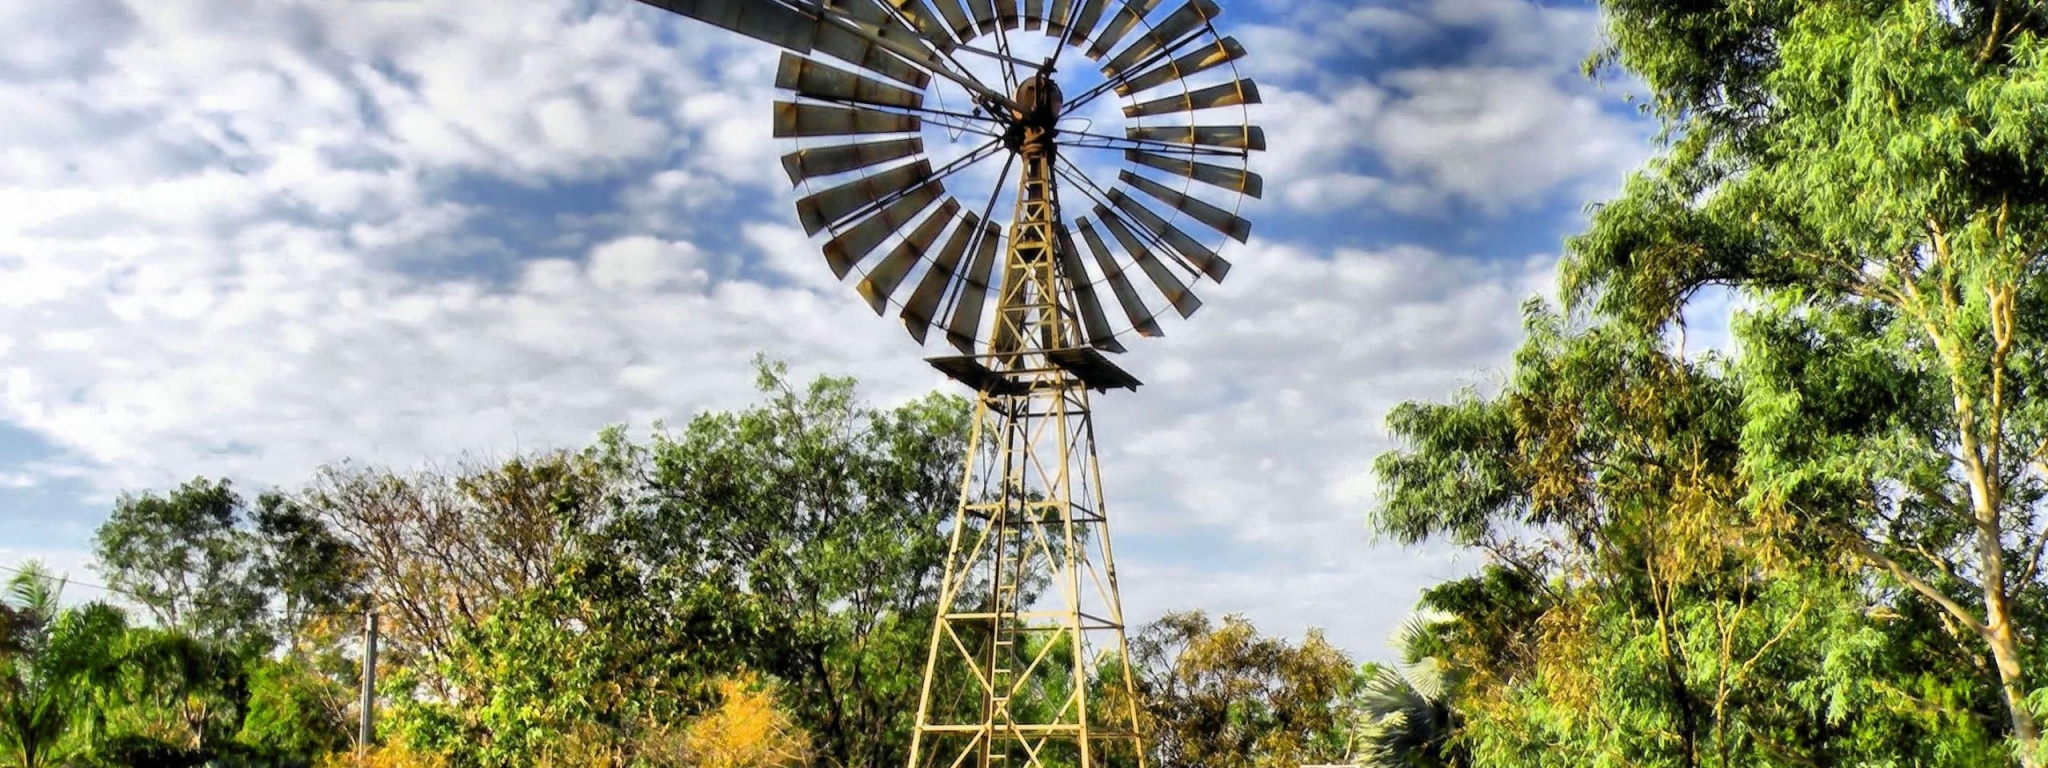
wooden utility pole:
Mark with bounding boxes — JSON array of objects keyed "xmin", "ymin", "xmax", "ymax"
[{"xmin": 359, "ymin": 610, "xmax": 379, "ymax": 759}]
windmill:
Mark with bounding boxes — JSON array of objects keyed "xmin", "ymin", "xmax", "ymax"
[{"xmin": 629, "ymin": 2, "xmax": 1263, "ymax": 765}]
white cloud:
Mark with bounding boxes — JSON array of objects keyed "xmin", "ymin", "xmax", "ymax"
[
  {"xmin": 745, "ymin": 222, "xmax": 844, "ymax": 292},
  {"xmin": 7, "ymin": 222, "xmax": 930, "ymax": 489},
  {"xmin": 1107, "ymin": 241, "xmax": 1550, "ymax": 549},
  {"xmin": 1421, "ymin": 0, "xmax": 1603, "ymax": 70},
  {"xmin": 1244, "ymin": 0, "xmax": 1603, "ymax": 74},
  {"xmin": 1372, "ymin": 66, "xmax": 1642, "ymax": 214},
  {"xmin": 0, "ymin": 0, "xmax": 834, "ymax": 488},
  {"xmin": 1250, "ymin": 65, "xmax": 1642, "ymax": 217},
  {"xmin": 1237, "ymin": 0, "xmax": 1643, "ymax": 218},
  {"xmin": 0, "ymin": 0, "xmax": 138, "ymax": 81},
  {"xmin": 587, "ymin": 236, "xmax": 710, "ymax": 293}
]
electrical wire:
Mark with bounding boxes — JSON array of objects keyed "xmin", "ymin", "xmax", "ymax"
[{"xmin": 0, "ymin": 560, "xmax": 365, "ymax": 619}]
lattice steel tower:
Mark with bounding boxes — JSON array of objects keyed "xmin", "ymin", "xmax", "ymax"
[{"xmin": 630, "ymin": 2, "xmax": 1266, "ymax": 766}]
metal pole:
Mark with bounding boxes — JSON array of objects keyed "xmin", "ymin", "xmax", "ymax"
[{"xmin": 359, "ymin": 610, "xmax": 379, "ymax": 759}]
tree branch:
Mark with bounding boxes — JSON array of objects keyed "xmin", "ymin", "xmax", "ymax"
[
  {"xmin": 1979, "ymin": 0, "xmax": 2007, "ymax": 63},
  {"xmin": 1907, "ymin": 541, "xmax": 1970, "ymax": 588},
  {"xmin": 1828, "ymin": 524, "xmax": 1989, "ymax": 639},
  {"xmin": 2015, "ymin": 523, "xmax": 2048, "ymax": 587},
  {"xmin": 1730, "ymin": 595, "xmax": 1810, "ymax": 692}
]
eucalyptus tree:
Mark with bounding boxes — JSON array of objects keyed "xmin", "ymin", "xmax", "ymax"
[
  {"xmin": 1374, "ymin": 305, "xmax": 2007, "ymax": 766},
  {"xmin": 93, "ymin": 479, "xmax": 267, "ymax": 643},
  {"xmin": 635, "ymin": 361, "xmax": 972, "ymax": 768},
  {"xmin": 94, "ymin": 479, "xmax": 363, "ymax": 650},
  {"xmin": 334, "ymin": 362, "xmax": 973, "ymax": 767},
  {"xmin": 1560, "ymin": 0, "xmax": 2048, "ymax": 761},
  {"xmin": 1124, "ymin": 610, "xmax": 1357, "ymax": 768},
  {"xmin": 303, "ymin": 449, "xmax": 619, "ymax": 700}
]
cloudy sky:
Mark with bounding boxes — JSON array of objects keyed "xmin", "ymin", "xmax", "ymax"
[{"xmin": 0, "ymin": 0, "xmax": 1660, "ymax": 660}]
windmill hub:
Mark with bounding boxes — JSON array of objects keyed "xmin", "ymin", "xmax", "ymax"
[
  {"xmin": 1004, "ymin": 74, "xmax": 1063, "ymax": 152},
  {"xmin": 1012, "ymin": 74, "xmax": 1063, "ymax": 126}
]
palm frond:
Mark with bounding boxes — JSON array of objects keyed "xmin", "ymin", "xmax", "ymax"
[
  {"xmin": 1402, "ymin": 657, "xmax": 1449, "ymax": 704},
  {"xmin": 3, "ymin": 562, "xmax": 63, "ymax": 623},
  {"xmin": 1353, "ymin": 610, "xmax": 1463, "ymax": 768},
  {"xmin": 1389, "ymin": 608, "xmax": 1451, "ymax": 666}
]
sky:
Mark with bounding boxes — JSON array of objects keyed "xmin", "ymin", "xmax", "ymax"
[{"xmin": 0, "ymin": 0, "xmax": 1668, "ymax": 662}]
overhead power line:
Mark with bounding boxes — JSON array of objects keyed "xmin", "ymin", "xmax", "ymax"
[{"xmin": 0, "ymin": 560, "xmax": 361, "ymax": 619}]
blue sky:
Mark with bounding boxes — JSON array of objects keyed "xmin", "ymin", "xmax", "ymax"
[{"xmin": 0, "ymin": 0, "xmax": 1661, "ymax": 660}]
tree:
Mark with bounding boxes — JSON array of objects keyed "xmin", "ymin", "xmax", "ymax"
[
  {"xmin": 302, "ymin": 449, "xmax": 621, "ymax": 700},
  {"xmin": 307, "ymin": 362, "xmax": 972, "ymax": 767},
  {"xmin": 237, "ymin": 651, "xmax": 356, "ymax": 760},
  {"xmin": 1560, "ymin": 1, "xmax": 2048, "ymax": 761},
  {"xmin": 1125, "ymin": 610, "xmax": 1356, "ymax": 768},
  {"xmin": 386, "ymin": 542, "xmax": 769, "ymax": 767},
  {"xmin": 1374, "ymin": 306, "xmax": 2011, "ymax": 766},
  {"xmin": 93, "ymin": 479, "xmax": 362, "ymax": 652},
  {"xmin": 2, "ymin": 562, "xmax": 102, "ymax": 767},
  {"xmin": 250, "ymin": 493, "xmax": 365, "ymax": 646},
  {"xmin": 93, "ymin": 479, "xmax": 266, "ymax": 643},
  {"xmin": 632, "ymin": 360, "xmax": 971, "ymax": 768},
  {"xmin": 0, "ymin": 563, "xmax": 172, "ymax": 768}
]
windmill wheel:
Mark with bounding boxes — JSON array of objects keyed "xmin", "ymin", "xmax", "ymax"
[{"xmin": 640, "ymin": 0, "xmax": 1263, "ymax": 356}]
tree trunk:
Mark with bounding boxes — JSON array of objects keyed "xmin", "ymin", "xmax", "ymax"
[
  {"xmin": 1987, "ymin": 617, "xmax": 2042, "ymax": 767},
  {"xmin": 1969, "ymin": 475, "xmax": 2038, "ymax": 765},
  {"xmin": 1953, "ymin": 317, "xmax": 2036, "ymax": 766}
]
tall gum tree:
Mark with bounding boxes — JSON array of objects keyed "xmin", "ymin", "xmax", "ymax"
[{"xmin": 1567, "ymin": 0, "xmax": 2048, "ymax": 762}]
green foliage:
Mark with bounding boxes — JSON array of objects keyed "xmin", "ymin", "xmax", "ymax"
[
  {"xmin": 0, "ymin": 563, "xmax": 247, "ymax": 768},
  {"xmin": 319, "ymin": 360, "xmax": 970, "ymax": 768},
  {"xmin": 94, "ymin": 479, "xmax": 270, "ymax": 645},
  {"xmin": 1353, "ymin": 613, "xmax": 1464, "ymax": 768},
  {"xmin": 238, "ymin": 654, "xmax": 353, "ymax": 759},
  {"xmin": 1127, "ymin": 610, "xmax": 1356, "ymax": 768},
  {"xmin": 633, "ymin": 361, "xmax": 971, "ymax": 768},
  {"xmin": 94, "ymin": 479, "xmax": 364, "ymax": 651},
  {"xmin": 1577, "ymin": 0, "xmax": 2048, "ymax": 760},
  {"xmin": 1373, "ymin": 306, "xmax": 2014, "ymax": 766},
  {"xmin": 56, "ymin": 358, "xmax": 1363, "ymax": 768},
  {"xmin": 249, "ymin": 495, "xmax": 366, "ymax": 643},
  {"xmin": 1374, "ymin": 390, "xmax": 1521, "ymax": 549},
  {"xmin": 1375, "ymin": 1, "xmax": 2048, "ymax": 765},
  {"xmin": 2, "ymin": 562, "xmax": 119, "ymax": 768},
  {"xmin": 387, "ymin": 555, "xmax": 756, "ymax": 767},
  {"xmin": 303, "ymin": 447, "xmax": 618, "ymax": 703}
]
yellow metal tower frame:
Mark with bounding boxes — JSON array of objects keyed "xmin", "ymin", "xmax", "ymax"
[{"xmin": 908, "ymin": 83, "xmax": 1148, "ymax": 768}]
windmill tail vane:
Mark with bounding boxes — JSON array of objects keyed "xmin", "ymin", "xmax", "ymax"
[{"xmin": 629, "ymin": 1, "xmax": 1264, "ymax": 765}]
